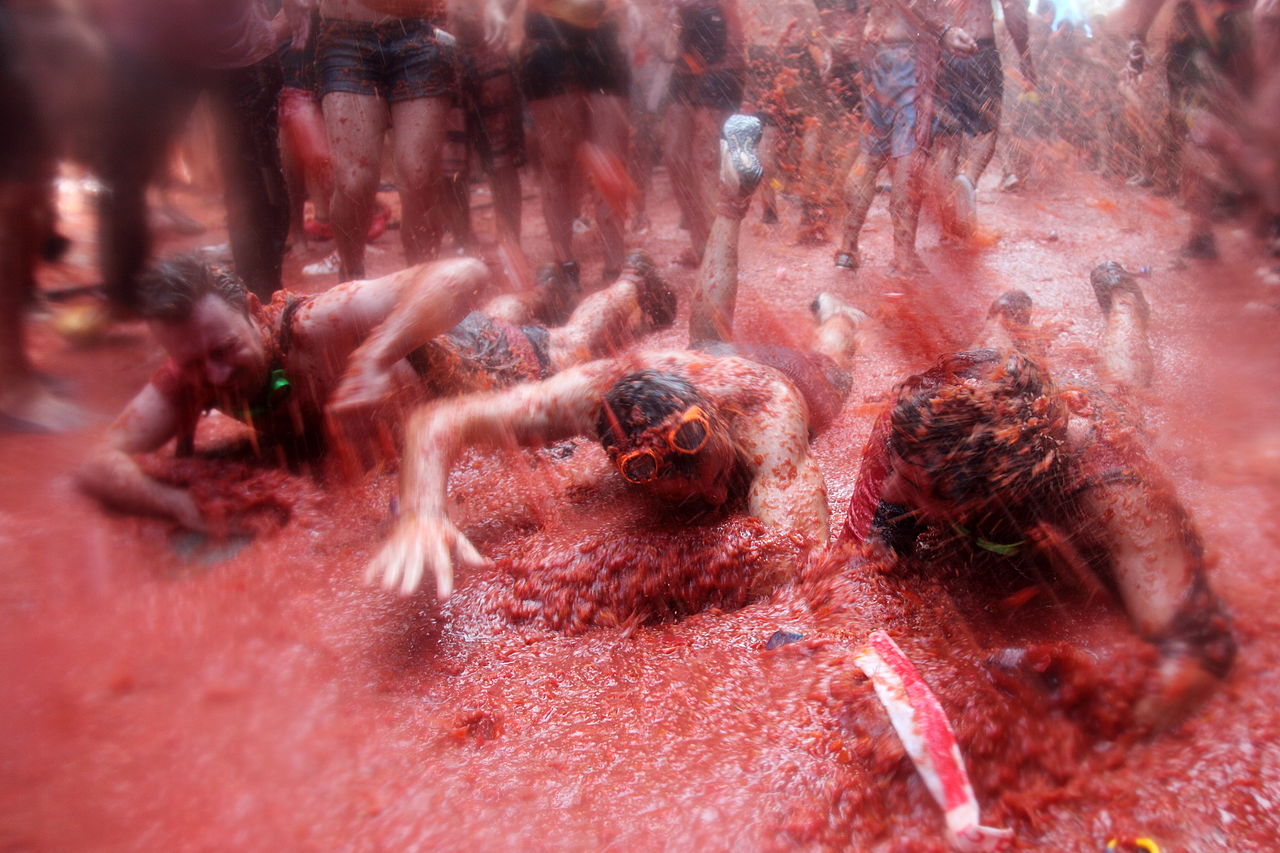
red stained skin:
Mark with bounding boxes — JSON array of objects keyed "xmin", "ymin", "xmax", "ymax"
[{"xmin": 3, "ymin": 154, "xmax": 1279, "ymax": 851}]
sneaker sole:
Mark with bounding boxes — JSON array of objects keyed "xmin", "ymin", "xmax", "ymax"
[{"xmin": 722, "ymin": 114, "xmax": 764, "ymax": 196}]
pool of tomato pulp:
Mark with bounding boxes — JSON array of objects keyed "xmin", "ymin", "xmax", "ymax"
[{"xmin": 3, "ymin": 165, "xmax": 1280, "ymax": 850}]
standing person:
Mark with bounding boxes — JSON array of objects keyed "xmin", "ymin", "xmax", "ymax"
[
  {"xmin": 0, "ymin": 1, "xmax": 84, "ymax": 430},
  {"xmin": 930, "ymin": 0, "xmax": 1035, "ymax": 239},
  {"xmin": 662, "ymin": 0, "xmax": 748, "ymax": 265},
  {"xmin": 450, "ymin": 0, "xmax": 526, "ymax": 249},
  {"xmin": 318, "ymin": 0, "xmax": 473, "ymax": 280},
  {"xmin": 840, "ymin": 265, "xmax": 1234, "ymax": 728},
  {"xmin": 518, "ymin": 0, "xmax": 635, "ymax": 289},
  {"xmin": 91, "ymin": 0, "xmax": 300, "ymax": 307},
  {"xmin": 1113, "ymin": 0, "xmax": 1257, "ymax": 259},
  {"xmin": 832, "ymin": 0, "xmax": 976, "ymax": 276}
]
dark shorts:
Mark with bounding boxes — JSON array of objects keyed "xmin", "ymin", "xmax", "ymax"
[
  {"xmin": 316, "ymin": 17, "xmax": 455, "ymax": 103},
  {"xmin": 934, "ymin": 39, "xmax": 1002, "ymax": 137},
  {"xmin": 520, "ymin": 12, "xmax": 629, "ymax": 101},
  {"xmin": 670, "ymin": 1, "xmax": 743, "ymax": 109},
  {"xmin": 862, "ymin": 44, "xmax": 919, "ymax": 159},
  {"xmin": 409, "ymin": 312, "xmax": 551, "ymax": 396},
  {"xmin": 695, "ymin": 342, "xmax": 850, "ymax": 437},
  {"xmin": 461, "ymin": 46, "xmax": 526, "ymax": 171}
]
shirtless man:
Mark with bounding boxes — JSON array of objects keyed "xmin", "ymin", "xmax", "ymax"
[
  {"xmin": 318, "ymin": 0, "xmax": 490, "ymax": 279},
  {"xmin": 840, "ymin": 265, "xmax": 1234, "ymax": 726},
  {"xmin": 78, "ymin": 251, "xmax": 676, "ymax": 532},
  {"xmin": 369, "ymin": 114, "xmax": 867, "ymax": 598},
  {"xmin": 931, "ymin": 0, "xmax": 1034, "ymax": 239},
  {"xmin": 832, "ymin": 0, "xmax": 977, "ymax": 275}
]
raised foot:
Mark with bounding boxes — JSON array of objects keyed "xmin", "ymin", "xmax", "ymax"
[
  {"xmin": 534, "ymin": 260, "xmax": 582, "ymax": 326},
  {"xmin": 810, "ymin": 292, "xmax": 869, "ymax": 328},
  {"xmin": 987, "ymin": 289, "xmax": 1033, "ymax": 328},
  {"xmin": 720, "ymin": 114, "xmax": 764, "ymax": 197},
  {"xmin": 622, "ymin": 249, "xmax": 677, "ymax": 329},
  {"xmin": 1089, "ymin": 261, "xmax": 1149, "ymax": 322}
]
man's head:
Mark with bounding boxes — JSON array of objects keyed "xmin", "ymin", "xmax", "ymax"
[
  {"xmin": 596, "ymin": 370, "xmax": 737, "ymax": 506},
  {"xmin": 886, "ymin": 349, "xmax": 1068, "ymax": 522},
  {"xmin": 137, "ymin": 255, "xmax": 268, "ymax": 395}
]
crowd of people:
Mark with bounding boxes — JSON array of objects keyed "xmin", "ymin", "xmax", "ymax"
[{"xmin": 2, "ymin": 0, "xmax": 1274, "ymax": 817}]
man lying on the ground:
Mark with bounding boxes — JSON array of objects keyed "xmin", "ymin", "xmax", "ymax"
[
  {"xmin": 79, "ymin": 252, "xmax": 676, "ymax": 532},
  {"xmin": 839, "ymin": 264, "xmax": 1235, "ymax": 727},
  {"xmin": 369, "ymin": 113, "xmax": 869, "ymax": 599}
]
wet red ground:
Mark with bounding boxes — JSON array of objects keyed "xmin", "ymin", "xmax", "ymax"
[{"xmin": 4, "ymin": 160, "xmax": 1280, "ymax": 851}]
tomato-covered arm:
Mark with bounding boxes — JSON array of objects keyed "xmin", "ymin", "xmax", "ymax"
[{"xmin": 368, "ymin": 359, "xmax": 616, "ymax": 598}]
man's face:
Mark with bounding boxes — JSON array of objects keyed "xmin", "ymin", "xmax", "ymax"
[
  {"xmin": 152, "ymin": 294, "xmax": 268, "ymax": 397},
  {"xmin": 610, "ymin": 404, "xmax": 738, "ymax": 508},
  {"xmin": 637, "ymin": 436, "xmax": 737, "ymax": 508}
]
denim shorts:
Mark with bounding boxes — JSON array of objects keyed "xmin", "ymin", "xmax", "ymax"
[{"xmin": 317, "ymin": 17, "xmax": 456, "ymax": 103}]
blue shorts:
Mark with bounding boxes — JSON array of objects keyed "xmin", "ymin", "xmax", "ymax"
[
  {"xmin": 861, "ymin": 44, "xmax": 918, "ymax": 159},
  {"xmin": 316, "ymin": 17, "xmax": 455, "ymax": 103}
]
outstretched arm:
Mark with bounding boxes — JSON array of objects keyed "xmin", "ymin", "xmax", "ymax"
[
  {"xmin": 78, "ymin": 384, "xmax": 206, "ymax": 531},
  {"xmin": 733, "ymin": 375, "xmax": 831, "ymax": 543},
  {"xmin": 368, "ymin": 359, "xmax": 617, "ymax": 598}
]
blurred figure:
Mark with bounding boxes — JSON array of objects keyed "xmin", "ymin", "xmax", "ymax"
[
  {"xmin": 841, "ymin": 266, "xmax": 1234, "ymax": 729},
  {"xmin": 833, "ymin": 0, "xmax": 976, "ymax": 275},
  {"xmin": 90, "ymin": 0, "xmax": 298, "ymax": 305},
  {"xmin": 661, "ymin": 0, "xmax": 747, "ymax": 264},
  {"xmin": 317, "ymin": 0, "xmax": 464, "ymax": 280},
  {"xmin": 931, "ymin": 0, "xmax": 1035, "ymax": 239},
  {"xmin": 450, "ymin": 0, "xmax": 526, "ymax": 249},
  {"xmin": 518, "ymin": 0, "xmax": 634, "ymax": 287},
  {"xmin": 276, "ymin": 6, "xmax": 334, "ymax": 247},
  {"xmin": 1113, "ymin": 0, "xmax": 1257, "ymax": 259},
  {"xmin": 740, "ymin": 0, "xmax": 830, "ymax": 231},
  {"xmin": 0, "ymin": 1, "xmax": 84, "ymax": 430}
]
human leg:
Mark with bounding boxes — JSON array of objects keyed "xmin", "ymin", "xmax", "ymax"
[
  {"xmin": 888, "ymin": 149, "xmax": 928, "ymax": 275},
  {"xmin": 97, "ymin": 53, "xmax": 196, "ymax": 308},
  {"xmin": 547, "ymin": 250, "xmax": 675, "ymax": 369},
  {"xmin": 211, "ymin": 58, "xmax": 289, "ymax": 301},
  {"xmin": 323, "ymin": 91, "xmax": 389, "ymax": 280},
  {"xmin": 835, "ymin": 149, "xmax": 885, "ymax": 271},
  {"xmin": 689, "ymin": 114, "xmax": 763, "ymax": 344},
  {"xmin": 528, "ymin": 94, "xmax": 586, "ymax": 268},
  {"xmin": 586, "ymin": 92, "xmax": 631, "ymax": 277}
]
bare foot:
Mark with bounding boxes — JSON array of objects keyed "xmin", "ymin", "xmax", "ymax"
[{"xmin": 810, "ymin": 291, "xmax": 869, "ymax": 328}]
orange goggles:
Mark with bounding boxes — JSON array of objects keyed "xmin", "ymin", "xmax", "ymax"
[{"xmin": 615, "ymin": 405, "xmax": 712, "ymax": 484}]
